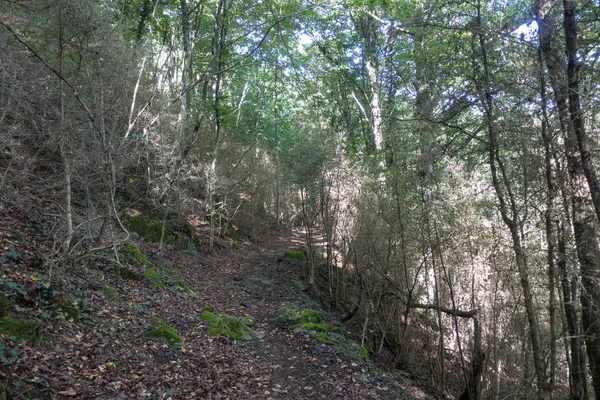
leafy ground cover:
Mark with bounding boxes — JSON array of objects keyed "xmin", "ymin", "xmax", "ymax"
[{"xmin": 0, "ymin": 193, "xmax": 427, "ymax": 399}]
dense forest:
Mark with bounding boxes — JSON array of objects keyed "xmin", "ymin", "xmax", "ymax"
[{"xmin": 1, "ymin": 0, "xmax": 600, "ymax": 398}]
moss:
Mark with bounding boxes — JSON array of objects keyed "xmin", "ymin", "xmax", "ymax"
[
  {"xmin": 115, "ymin": 264, "xmax": 141, "ymax": 281},
  {"xmin": 317, "ymin": 332, "xmax": 339, "ymax": 345},
  {"xmin": 128, "ymin": 212, "xmax": 174, "ymax": 244},
  {"xmin": 0, "ymin": 295, "xmax": 9, "ymax": 318},
  {"xmin": 276, "ymin": 305, "xmax": 300, "ymax": 327},
  {"xmin": 360, "ymin": 345, "xmax": 369, "ymax": 361},
  {"xmin": 201, "ymin": 305, "xmax": 215, "ymax": 313},
  {"xmin": 294, "ymin": 322, "xmax": 341, "ymax": 333},
  {"xmin": 202, "ymin": 310, "xmax": 261, "ymax": 341},
  {"xmin": 0, "ymin": 316, "xmax": 42, "ymax": 343},
  {"xmin": 123, "ymin": 242, "xmax": 153, "ymax": 268},
  {"xmin": 0, "ymin": 380, "xmax": 5, "ymax": 400},
  {"xmin": 240, "ymin": 316, "xmax": 256, "ymax": 328},
  {"xmin": 144, "ymin": 316, "xmax": 181, "ymax": 346},
  {"xmin": 105, "ymin": 285, "xmax": 120, "ymax": 302},
  {"xmin": 174, "ymin": 279, "xmax": 191, "ymax": 294},
  {"xmin": 298, "ymin": 309, "xmax": 324, "ymax": 324},
  {"xmin": 284, "ymin": 250, "xmax": 305, "ymax": 261},
  {"xmin": 144, "ymin": 265, "xmax": 166, "ymax": 289}
]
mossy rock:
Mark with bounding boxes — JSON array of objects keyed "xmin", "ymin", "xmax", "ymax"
[
  {"xmin": 168, "ymin": 278, "xmax": 193, "ymax": 295},
  {"xmin": 341, "ymin": 339, "xmax": 369, "ymax": 361},
  {"xmin": 115, "ymin": 264, "xmax": 142, "ymax": 281},
  {"xmin": 144, "ymin": 316, "xmax": 181, "ymax": 346},
  {"xmin": 0, "ymin": 295, "xmax": 9, "ymax": 318},
  {"xmin": 284, "ymin": 250, "xmax": 305, "ymax": 261},
  {"xmin": 144, "ymin": 265, "xmax": 166, "ymax": 289},
  {"xmin": 276, "ymin": 304, "xmax": 300, "ymax": 327},
  {"xmin": 0, "ymin": 316, "xmax": 42, "ymax": 343},
  {"xmin": 294, "ymin": 322, "xmax": 341, "ymax": 334},
  {"xmin": 123, "ymin": 242, "xmax": 153, "ymax": 268},
  {"xmin": 202, "ymin": 310, "xmax": 262, "ymax": 341},
  {"xmin": 317, "ymin": 332, "xmax": 339, "ymax": 345},
  {"xmin": 128, "ymin": 211, "xmax": 174, "ymax": 244},
  {"xmin": 298, "ymin": 309, "xmax": 324, "ymax": 324},
  {"xmin": 105, "ymin": 285, "xmax": 120, "ymax": 302},
  {"xmin": 240, "ymin": 316, "xmax": 256, "ymax": 328}
]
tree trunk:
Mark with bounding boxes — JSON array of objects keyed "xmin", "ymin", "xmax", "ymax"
[
  {"xmin": 476, "ymin": 1, "xmax": 550, "ymax": 397},
  {"xmin": 536, "ymin": 1, "xmax": 592, "ymax": 396},
  {"xmin": 562, "ymin": 3, "xmax": 600, "ymax": 396}
]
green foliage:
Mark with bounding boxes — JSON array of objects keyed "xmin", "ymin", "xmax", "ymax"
[
  {"xmin": 144, "ymin": 316, "xmax": 181, "ymax": 346},
  {"xmin": 0, "ymin": 316, "xmax": 42, "ymax": 343},
  {"xmin": 202, "ymin": 309, "xmax": 261, "ymax": 341},
  {"xmin": 0, "ymin": 342, "xmax": 18, "ymax": 365},
  {"xmin": 1, "ymin": 245, "xmax": 20, "ymax": 264},
  {"xmin": 52, "ymin": 298, "xmax": 90, "ymax": 325}
]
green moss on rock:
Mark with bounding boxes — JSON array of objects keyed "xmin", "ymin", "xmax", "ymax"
[
  {"xmin": 144, "ymin": 316, "xmax": 181, "ymax": 346},
  {"xmin": 284, "ymin": 250, "xmax": 305, "ymax": 261},
  {"xmin": 276, "ymin": 304, "xmax": 300, "ymax": 327},
  {"xmin": 295, "ymin": 322, "xmax": 341, "ymax": 333},
  {"xmin": 0, "ymin": 295, "xmax": 9, "ymax": 318},
  {"xmin": 115, "ymin": 264, "xmax": 141, "ymax": 281},
  {"xmin": 105, "ymin": 286, "xmax": 120, "ymax": 302},
  {"xmin": 298, "ymin": 309, "xmax": 324, "ymax": 324},
  {"xmin": 123, "ymin": 242, "xmax": 153, "ymax": 268},
  {"xmin": 240, "ymin": 316, "xmax": 256, "ymax": 328},
  {"xmin": 202, "ymin": 310, "xmax": 261, "ymax": 341},
  {"xmin": 144, "ymin": 265, "xmax": 166, "ymax": 289},
  {"xmin": 128, "ymin": 212, "xmax": 173, "ymax": 244},
  {"xmin": 317, "ymin": 332, "xmax": 339, "ymax": 345},
  {"xmin": 0, "ymin": 316, "xmax": 42, "ymax": 343}
]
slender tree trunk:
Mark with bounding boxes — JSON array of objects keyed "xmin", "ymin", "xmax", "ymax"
[
  {"xmin": 562, "ymin": 3, "xmax": 600, "ymax": 396},
  {"xmin": 57, "ymin": 3, "xmax": 73, "ymax": 253},
  {"xmin": 562, "ymin": 0, "xmax": 600, "ymax": 226},
  {"xmin": 536, "ymin": 1, "xmax": 592, "ymax": 396},
  {"xmin": 537, "ymin": 22, "xmax": 557, "ymax": 391},
  {"xmin": 476, "ymin": 1, "xmax": 549, "ymax": 397}
]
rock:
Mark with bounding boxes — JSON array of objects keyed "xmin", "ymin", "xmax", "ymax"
[
  {"xmin": 144, "ymin": 316, "xmax": 181, "ymax": 346},
  {"xmin": 202, "ymin": 309, "xmax": 262, "ymax": 341}
]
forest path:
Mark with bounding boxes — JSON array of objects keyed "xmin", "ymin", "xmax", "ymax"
[
  {"xmin": 166, "ymin": 226, "xmax": 403, "ymax": 399},
  {"xmin": 0, "ymin": 209, "xmax": 427, "ymax": 399}
]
